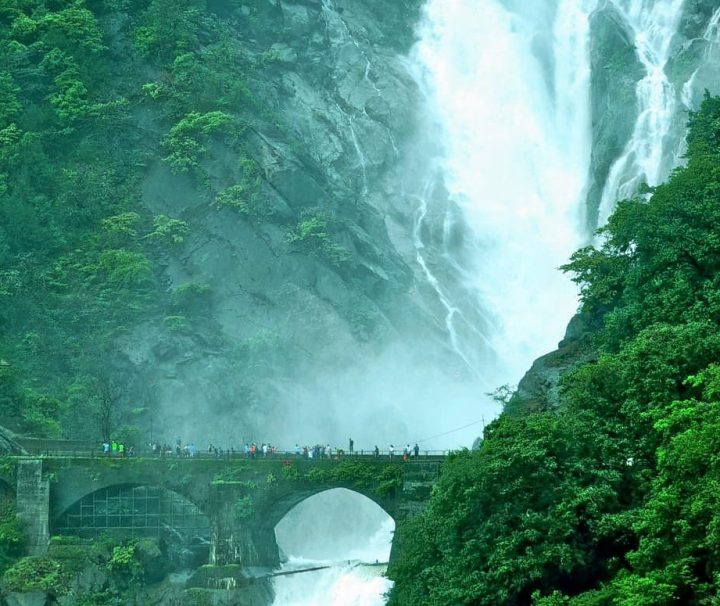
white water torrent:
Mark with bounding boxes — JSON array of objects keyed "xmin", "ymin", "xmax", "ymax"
[
  {"xmin": 269, "ymin": 2, "xmax": 720, "ymax": 603},
  {"xmin": 272, "ymin": 491, "xmax": 394, "ymax": 605},
  {"xmin": 272, "ymin": 559, "xmax": 392, "ymax": 606},
  {"xmin": 682, "ymin": 6, "xmax": 720, "ymax": 108},
  {"xmin": 597, "ymin": 0, "xmax": 686, "ymax": 223},
  {"xmin": 411, "ymin": 0, "xmax": 597, "ymax": 386}
]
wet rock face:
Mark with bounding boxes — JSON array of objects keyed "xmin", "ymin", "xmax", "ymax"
[
  {"xmin": 586, "ymin": 5, "xmax": 644, "ymax": 228},
  {"xmin": 585, "ymin": 1, "xmax": 720, "ymax": 229},
  {"xmin": 507, "ymin": 314, "xmax": 597, "ymax": 416},
  {"xmin": 121, "ymin": 0, "xmax": 439, "ymax": 442},
  {"xmin": 678, "ymin": 0, "xmax": 719, "ymax": 39}
]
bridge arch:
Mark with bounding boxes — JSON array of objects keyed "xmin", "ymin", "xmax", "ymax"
[
  {"xmin": 274, "ymin": 488, "xmax": 395, "ymax": 560},
  {"xmin": 52, "ymin": 483, "xmax": 212, "ymax": 568},
  {"xmin": 260, "ymin": 483, "xmax": 397, "ymax": 534},
  {"xmin": 50, "ymin": 471, "xmax": 209, "ymax": 525}
]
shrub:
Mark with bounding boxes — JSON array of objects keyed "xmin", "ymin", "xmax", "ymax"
[
  {"xmin": 2, "ymin": 556, "xmax": 69, "ymax": 595},
  {"xmin": 0, "ymin": 504, "xmax": 24, "ymax": 573},
  {"xmin": 172, "ymin": 283, "xmax": 212, "ymax": 311},
  {"xmin": 286, "ymin": 211, "xmax": 351, "ymax": 268},
  {"xmin": 163, "ymin": 111, "xmax": 233, "ymax": 172},
  {"xmin": 145, "ymin": 215, "xmax": 189, "ymax": 246}
]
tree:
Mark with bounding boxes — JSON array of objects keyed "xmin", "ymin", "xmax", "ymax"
[{"xmin": 93, "ymin": 377, "xmax": 122, "ymax": 442}]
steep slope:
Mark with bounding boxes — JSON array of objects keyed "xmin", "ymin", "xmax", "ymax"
[
  {"xmin": 1, "ymin": 0, "xmax": 461, "ymax": 445},
  {"xmin": 388, "ymin": 91, "xmax": 720, "ymax": 606}
]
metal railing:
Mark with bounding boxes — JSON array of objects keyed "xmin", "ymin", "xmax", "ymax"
[{"xmin": 16, "ymin": 449, "xmax": 452, "ymax": 460}]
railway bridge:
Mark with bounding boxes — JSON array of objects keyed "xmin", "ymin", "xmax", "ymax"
[{"xmin": 0, "ymin": 454, "xmax": 444, "ymax": 586}]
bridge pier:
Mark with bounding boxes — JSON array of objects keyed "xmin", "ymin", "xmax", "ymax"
[
  {"xmin": 16, "ymin": 459, "xmax": 49, "ymax": 555},
  {"xmin": 208, "ymin": 483, "xmax": 280, "ymax": 570}
]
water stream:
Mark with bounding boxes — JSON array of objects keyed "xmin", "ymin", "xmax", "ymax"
[
  {"xmin": 597, "ymin": 0, "xmax": 686, "ymax": 224},
  {"xmin": 411, "ymin": 0, "xmax": 597, "ymax": 386},
  {"xmin": 269, "ymin": 1, "xmax": 719, "ymax": 603},
  {"xmin": 272, "ymin": 491, "xmax": 394, "ymax": 605}
]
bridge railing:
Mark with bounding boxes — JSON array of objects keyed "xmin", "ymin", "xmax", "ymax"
[{"xmin": 15, "ymin": 449, "xmax": 452, "ymax": 460}]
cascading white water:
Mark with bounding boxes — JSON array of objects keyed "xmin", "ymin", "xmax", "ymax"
[
  {"xmin": 412, "ymin": 0, "xmax": 597, "ymax": 386},
  {"xmin": 682, "ymin": 6, "xmax": 720, "ymax": 108},
  {"xmin": 597, "ymin": 0, "xmax": 686, "ymax": 223},
  {"xmin": 272, "ymin": 559, "xmax": 392, "ymax": 606},
  {"xmin": 269, "ymin": 2, "xmax": 720, "ymax": 603},
  {"xmin": 272, "ymin": 491, "xmax": 393, "ymax": 606}
]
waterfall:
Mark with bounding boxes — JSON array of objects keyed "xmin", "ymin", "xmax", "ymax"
[
  {"xmin": 411, "ymin": 0, "xmax": 597, "ymax": 386},
  {"xmin": 408, "ymin": 0, "xmax": 705, "ymax": 389},
  {"xmin": 597, "ymin": 0, "xmax": 687, "ymax": 224},
  {"xmin": 271, "ymin": 2, "xmax": 720, "ymax": 603},
  {"xmin": 272, "ymin": 492, "xmax": 393, "ymax": 605},
  {"xmin": 682, "ymin": 7, "xmax": 720, "ymax": 108}
]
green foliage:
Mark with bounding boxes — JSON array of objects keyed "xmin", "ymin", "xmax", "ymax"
[
  {"xmin": 163, "ymin": 111, "xmax": 233, "ymax": 172},
  {"xmin": 0, "ymin": 0, "xmax": 176, "ymax": 439},
  {"xmin": 133, "ymin": 0, "xmax": 204, "ymax": 60},
  {"xmin": 233, "ymin": 496, "xmax": 254, "ymax": 520},
  {"xmin": 107, "ymin": 543, "xmax": 141, "ymax": 579},
  {"xmin": 281, "ymin": 462, "xmax": 300, "ymax": 480},
  {"xmin": 214, "ymin": 157, "xmax": 269, "ymax": 218},
  {"xmin": 0, "ymin": 504, "xmax": 24, "ymax": 574},
  {"xmin": 101, "ymin": 212, "xmax": 140, "ymax": 239},
  {"xmin": 144, "ymin": 214, "xmax": 190, "ymax": 246},
  {"xmin": 286, "ymin": 210, "xmax": 352, "ymax": 268},
  {"xmin": 306, "ymin": 460, "xmax": 401, "ymax": 496},
  {"xmin": 97, "ymin": 250, "xmax": 153, "ymax": 288},
  {"xmin": 211, "ymin": 465, "xmax": 251, "ymax": 484},
  {"xmin": 0, "ymin": 0, "xmax": 369, "ymax": 448},
  {"xmin": 22, "ymin": 390, "xmax": 62, "ymax": 436},
  {"xmin": 2, "ymin": 556, "xmax": 69, "ymax": 595},
  {"xmin": 172, "ymin": 282, "xmax": 211, "ymax": 311},
  {"xmin": 163, "ymin": 315, "xmax": 189, "ymax": 333},
  {"xmin": 388, "ymin": 95, "xmax": 720, "ymax": 606},
  {"xmin": 183, "ymin": 588, "xmax": 214, "ymax": 606}
]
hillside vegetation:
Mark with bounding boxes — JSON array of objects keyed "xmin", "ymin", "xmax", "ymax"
[
  {"xmin": 0, "ymin": 0, "xmax": 425, "ymax": 444},
  {"xmin": 0, "ymin": 0, "xmax": 264, "ymax": 438},
  {"xmin": 388, "ymin": 95, "xmax": 720, "ymax": 606}
]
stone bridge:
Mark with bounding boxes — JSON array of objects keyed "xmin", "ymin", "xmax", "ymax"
[{"xmin": 2, "ymin": 455, "xmax": 443, "ymax": 580}]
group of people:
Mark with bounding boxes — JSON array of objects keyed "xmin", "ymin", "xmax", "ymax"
[
  {"xmin": 147, "ymin": 441, "xmax": 200, "ymax": 457},
  {"xmin": 102, "ymin": 440, "xmax": 134, "ymax": 457},
  {"xmin": 291, "ymin": 439, "xmax": 423, "ymax": 460},
  {"xmin": 386, "ymin": 443, "xmax": 421, "ymax": 460},
  {"xmin": 244, "ymin": 442, "xmax": 277, "ymax": 458},
  {"xmin": 109, "ymin": 437, "xmax": 425, "ymax": 460},
  {"xmin": 295, "ymin": 444, "xmax": 338, "ymax": 459}
]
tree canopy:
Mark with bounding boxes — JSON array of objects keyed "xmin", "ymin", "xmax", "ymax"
[{"xmin": 388, "ymin": 94, "xmax": 720, "ymax": 605}]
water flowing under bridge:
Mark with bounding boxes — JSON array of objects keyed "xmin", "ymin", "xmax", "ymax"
[{"xmin": 0, "ymin": 452, "xmax": 445, "ymax": 589}]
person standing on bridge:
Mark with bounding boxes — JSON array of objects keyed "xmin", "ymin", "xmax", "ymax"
[
  {"xmin": 374, "ymin": 445, "xmax": 379, "ymax": 457},
  {"xmin": 414, "ymin": 443, "xmax": 420, "ymax": 457},
  {"xmin": 349, "ymin": 438, "xmax": 354, "ymax": 454},
  {"xmin": 389, "ymin": 444, "xmax": 394, "ymax": 459}
]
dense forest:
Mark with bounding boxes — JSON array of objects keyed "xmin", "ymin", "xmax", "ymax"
[
  {"xmin": 0, "ymin": 0, "xmax": 426, "ymax": 447},
  {"xmin": 388, "ymin": 95, "xmax": 720, "ymax": 605},
  {"xmin": 4, "ymin": 0, "xmax": 720, "ymax": 604},
  {"xmin": 0, "ymin": 0, "xmax": 250, "ymax": 440}
]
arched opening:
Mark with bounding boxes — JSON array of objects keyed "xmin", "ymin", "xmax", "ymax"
[
  {"xmin": 53, "ymin": 484, "xmax": 210, "ymax": 569},
  {"xmin": 272, "ymin": 488, "xmax": 395, "ymax": 605}
]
